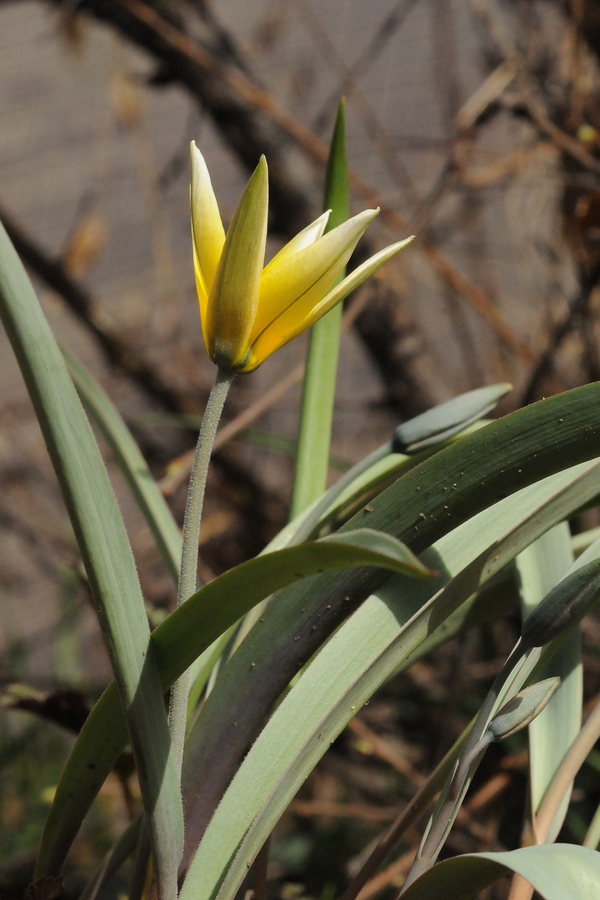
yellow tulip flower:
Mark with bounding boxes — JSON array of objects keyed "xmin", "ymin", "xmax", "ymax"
[{"xmin": 191, "ymin": 141, "xmax": 412, "ymax": 373}]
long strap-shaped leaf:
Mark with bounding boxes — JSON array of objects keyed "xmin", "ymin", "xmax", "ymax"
[
  {"xmin": 36, "ymin": 529, "xmax": 429, "ymax": 876},
  {"xmin": 63, "ymin": 348, "xmax": 182, "ymax": 583},
  {"xmin": 179, "ymin": 461, "xmax": 600, "ymax": 898},
  {"xmin": 178, "ymin": 384, "xmax": 600, "ymax": 866},
  {"xmin": 398, "ymin": 844, "xmax": 600, "ymax": 899},
  {"xmin": 38, "ymin": 382, "xmax": 600, "ymax": 876},
  {"xmin": 0, "ymin": 221, "xmax": 183, "ymax": 890},
  {"xmin": 290, "ymin": 98, "xmax": 349, "ymax": 516},
  {"xmin": 516, "ymin": 524, "xmax": 581, "ymax": 841}
]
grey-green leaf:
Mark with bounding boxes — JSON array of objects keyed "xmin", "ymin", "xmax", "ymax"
[
  {"xmin": 392, "ymin": 383, "xmax": 512, "ymax": 453},
  {"xmin": 0, "ymin": 220, "xmax": 183, "ymax": 889},
  {"xmin": 64, "ymin": 347, "xmax": 182, "ymax": 583},
  {"xmin": 516, "ymin": 523, "xmax": 580, "ymax": 840},
  {"xmin": 35, "ymin": 527, "xmax": 432, "ymax": 876},
  {"xmin": 398, "ymin": 844, "xmax": 600, "ymax": 899},
  {"xmin": 178, "ymin": 460, "xmax": 600, "ymax": 900}
]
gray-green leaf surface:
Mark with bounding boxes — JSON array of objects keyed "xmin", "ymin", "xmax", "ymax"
[{"xmin": 0, "ymin": 220, "xmax": 183, "ymax": 892}]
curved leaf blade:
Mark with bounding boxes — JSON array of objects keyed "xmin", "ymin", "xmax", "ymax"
[
  {"xmin": 0, "ymin": 221, "xmax": 183, "ymax": 887},
  {"xmin": 179, "ymin": 461, "xmax": 600, "ymax": 899},
  {"xmin": 36, "ymin": 528, "xmax": 430, "ymax": 876},
  {"xmin": 173, "ymin": 381, "xmax": 600, "ymax": 880},
  {"xmin": 64, "ymin": 347, "xmax": 182, "ymax": 583},
  {"xmin": 516, "ymin": 524, "xmax": 581, "ymax": 840},
  {"xmin": 38, "ymin": 381, "xmax": 600, "ymax": 878},
  {"xmin": 399, "ymin": 844, "xmax": 600, "ymax": 899}
]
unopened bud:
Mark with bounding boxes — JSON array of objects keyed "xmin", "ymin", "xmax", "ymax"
[
  {"xmin": 521, "ymin": 558, "xmax": 600, "ymax": 649},
  {"xmin": 487, "ymin": 677, "xmax": 561, "ymax": 742},
  {"xmin": 392, "ymin": 383, "xmax": 512, "ymax": 454}
]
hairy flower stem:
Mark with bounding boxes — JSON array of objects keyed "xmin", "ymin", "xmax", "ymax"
[{"xmin": 169, "ymin": 367, "xmax": 234, "ymax": 779}]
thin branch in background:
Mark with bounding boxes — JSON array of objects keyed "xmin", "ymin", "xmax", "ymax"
[
  {"xmin": 347, "ymin": 717, "xmax": 424, "ymax": 785},
  {"xmin": 247, "ymin": 836, "xmax": 270, "ymax": 900},
  {"xmin": 567, "ymin": 0, "xmax": 586, "ymax": 130},
  {"xmin": 0, "ymin": 202, "xmax": 196, "ymax": 414},
  {"xmin": 408, "ymin": 157, "xmax": 458, "ymax": 234},
  {"xmin": 310, "ymin": 0, "xmax": 423, "ymax": 135},
  {"xmin": 520, "ymin": 261, "xmax": 600, "ymax": 404},
  {"xmin": 290, "ymin": 801, "xmax": 401, "ymax": 824},
  {"xmin": 0, "ymin": 202, "xmax": 287, "ymax": 553},
  {"xmin": 39, "ymin": 0, "xmax": 535, "ymax": 370},
  {"xmin": 520, "ymin": 94, "xmax": 600, "ymax": 174},
  {"xmin": 293, "ymin": 0, "xmax": 420, "ymax": 212},
  {"xmin": 468, "ymin": 0, "xmax": 600, "ymax": 173},
  {"xmin": 356, "ymin": 850, "xmax": 414, "ymax": 900}
]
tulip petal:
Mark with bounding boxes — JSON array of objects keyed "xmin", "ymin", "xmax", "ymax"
[
  {"xmin": 302, "ymin": 236, "xmax": 414, "ymax": 327},
  {"xmin": 190, "ymin": 142, "xmax": 226, "ymax": 331},
  {"xmin": 250, "ymin": 209, "xmax": 378, "ymax": 349},
  {"xmin": 244, "ymin": 236, "xmax": 413, "ymax": 371},
  {"xmin": 207, "ymin": 156, "xmax": 269, "ymax": 370},
  {"xmin": 263, "ymin": 211, "xmax": 331, "ymax": 274}
]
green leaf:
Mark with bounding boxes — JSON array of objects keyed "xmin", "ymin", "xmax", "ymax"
[
  {"xmin": 516, "ymin": 524, "xmax": 581, "ymax": 840},
  {"xmin": 172, "ymin": 384, "xmax": 600, "ymax": 881},
  {"xmin": 36, "ymin": 528, "xmax": 430, "ymax": 876},
  {"xmin": 290, "ymin": 98, "xmax": 349, "ymax": 517},
  {"xmin": 398, "ymin": 844, "xmax": 600, "ymax": 899},
  {"xmin": 308, "ymin": 422, "xmax": 487, "ymax": 539},
  {"xmin": 64, "ymin": 348, "xmax": 182, "ymax": 583},
  {"xmin": 179, "ymin": 460, "xmax": 600, "ymax": 899},
  {"xmin": 392, "ymin": 383, "xmax": 512, "ymax": 453},
  {"xmin": 279, "ymin": 387, "xmax": 504, "ymax": 549},
  {"xmin": 38, "ymin": 382, "xmax": 600, "ymax": 880},
  {"xmin": 0, "ymin": 221, "xmax": 183, "ymax": 891}
]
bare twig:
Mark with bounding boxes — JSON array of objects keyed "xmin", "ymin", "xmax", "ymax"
[
  {"xmin": 355, "ymin": 850, "xmax": 414, "ymax": 900},
  {"xmin": 520, "ymin": 260, "xmax": 600, "ymax": 404},
  {"xmin": 347, "ymin": 718, "xmax": 424, "ymax": 785},
  {"xmin": 41, "ymin": 0, "xmax": 535, "ymax": 367},
  {"xmin": 0, "ymin": 202, "xmax": 194, "ymax": 414},
  {"xmin": 291, "ymin": 800, "xmax": 401, "ymax": 823}
]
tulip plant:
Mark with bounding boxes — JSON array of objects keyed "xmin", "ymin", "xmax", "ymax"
[{"xmin": 2, "ymin": 100, "xmax": 600, "ymax": 900}]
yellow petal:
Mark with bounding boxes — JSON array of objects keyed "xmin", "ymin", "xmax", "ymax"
[
  {"xmin": 263, "ymin": 211, "xmax": 330, "ymax": 274},
  {"xmin": 301, "ymin": 236, "xmax": 414, "ymax": 328},
  {"xmin": 244, "ymin": 236, "xmax": 413, "ymax": 371},
  {"xmin": 207, "ymin": 156, "xmax": 269, "ymax": 370},
  {"xmin": 250, "ymin": 209, "xmax": 378, "ymax": 347},
  {"xmin": 190, "ymin": 142, "xmax": 226, "ymax": 326},
  {"xmin": 193, "ymin": 244, "xmax": 210, "ymax": 350}
]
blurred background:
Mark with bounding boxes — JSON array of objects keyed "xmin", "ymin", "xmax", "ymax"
[{"xmin": 3, "ymin": 0, "xmax": 600, "ymax": 895}]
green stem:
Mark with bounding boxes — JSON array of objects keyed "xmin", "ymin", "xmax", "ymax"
[{"xmin": 168, "ymin": 367, "xmax": 233, "ymax": 777}]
